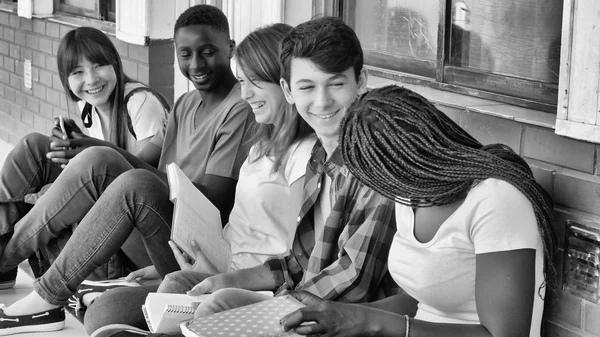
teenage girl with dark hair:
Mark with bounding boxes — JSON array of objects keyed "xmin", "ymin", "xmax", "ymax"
[
  {"xmin": 281, "ymin": 85, "xmax": 557, "ymax": 337},
  {"xmin": 0, "ymin": 26, "xmax": 169, "ymax": 289}
]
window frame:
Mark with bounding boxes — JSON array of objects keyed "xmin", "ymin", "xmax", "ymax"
[{"xmin": 338, "ymin": 0, "xmax": 559, "ymax": 113}]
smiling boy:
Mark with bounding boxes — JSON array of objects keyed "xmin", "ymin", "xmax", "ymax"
[
  {"xmin": 165, "ymin": 17, "xmax": 397, "ymax": 314},
  {"xmin": 0, "ymin": 5, "xmax": 255, "ymax": 335}
]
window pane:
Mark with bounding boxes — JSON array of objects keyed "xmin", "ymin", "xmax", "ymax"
[
  {"xmin": 61, "ymin": 0, "xmax": 96, "ymax": 11},
  {"xmin": 346, "ymin": 0, "xmax": 439, "ymax": 76},
  {"xmin": 449, "ymin": 0, "xmax": 563, "ymax": 83}
]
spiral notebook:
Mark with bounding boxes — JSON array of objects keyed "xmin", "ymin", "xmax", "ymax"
[
  {"xmin": 180, "ymin": 296, "xmax": 305, "ymax": 337},
  {"xmin": 142, "ymin": 293, "xmax": 210, "ymax": 334}
]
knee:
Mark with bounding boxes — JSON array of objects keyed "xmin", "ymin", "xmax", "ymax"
[
  {"xmin": 14, "ymin": 133, "xmax": 49, "ymax": 155},
  {"xmin": 116, "ymin": 169, "xmax": 165, "ymax": 194},
  {"xmin": 74, "ymin": 147, "xmax": 122, "ymax": 166},
  {"xmin": 84, "ymin": 286, "xmax": 151, "ymax": 335}
]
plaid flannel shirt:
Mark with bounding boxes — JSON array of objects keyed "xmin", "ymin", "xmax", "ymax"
[{"xmin": 264, "ymin": 140, "xmax": 397, "ymax": 303}]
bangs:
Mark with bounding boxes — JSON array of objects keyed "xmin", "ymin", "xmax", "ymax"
[{"xmin": 59, "ymin": 37, "xmax": 116, "ymax": 75}]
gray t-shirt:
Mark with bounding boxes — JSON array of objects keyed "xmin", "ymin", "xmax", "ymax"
[{"xmin": 151, "ymin": 83, "xmax": 255, "ymax": 184}]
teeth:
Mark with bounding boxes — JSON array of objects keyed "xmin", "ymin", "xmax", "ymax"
[
  {"xmin": 315, "ymin": 110, "xmax": 338, "ymax": 119},
  {"xmin": 192, "ymin": 74, "xmax": 208, "ymax": 80},
  {"xmin": 86, "ymin": 86, "xmax": 103, "ymax": 94},
  {"xmin": 251, "ymin": 102, "xmax": 265, "ymax": 109}
]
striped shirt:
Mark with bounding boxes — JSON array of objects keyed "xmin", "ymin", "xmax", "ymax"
[{"xmin": 264, "ymin": 141, "xmax": 397, "ymax": 303}]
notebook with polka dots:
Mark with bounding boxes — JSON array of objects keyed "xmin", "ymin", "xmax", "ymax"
[{"xmin": 180, "ymin": 296, "xmax": 305, "ymax": 337}]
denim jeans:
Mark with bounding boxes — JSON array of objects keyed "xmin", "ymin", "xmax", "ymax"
[
  {"xmin": 31, "ymin": 168, "xmax": 179, "ymax": 306},
  {"xmin": 0, "ymin": 146, "xmax": 136, "ymax": 272},
  {"xmin": 0, "ymin": 133, "xmax": 62, "ymax": 248}
]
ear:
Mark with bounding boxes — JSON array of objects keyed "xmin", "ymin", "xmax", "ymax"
[
  {"xmin": 357, "ymin": 68, "xmax": 368, "ymax": 96},
  {"xmin": 228, "ymin": 39, "xmax": 236, "ymax": 59},
  {"xmin": 280, "ymin": 78, "xmax": 295, "ymax": 104}
]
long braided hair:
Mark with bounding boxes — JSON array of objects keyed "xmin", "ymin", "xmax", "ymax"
[{"xmin": 340, "ymin": 85, "xmax": 557, "ymax": 291}]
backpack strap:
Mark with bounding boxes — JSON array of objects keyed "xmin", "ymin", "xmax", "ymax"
[
  {"xmin": 80, "ymin": 86, "xmax": 171, "ymax": 140},
  {"xmin": 123, "ymin": 86, "xmax": 172, "ymax": 140}
]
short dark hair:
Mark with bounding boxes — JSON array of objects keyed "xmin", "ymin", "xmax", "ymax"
[
  {"xmin": 279, "ymin": 17, "xmax": 363, "ymax": 84},
  {"xmin": 174, "ymin": 4, "xmax": 230, "ymax": 37}
]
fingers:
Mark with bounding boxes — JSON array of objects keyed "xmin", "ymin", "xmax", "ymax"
[
  {"xmin": 281, "ymin": 309, "xmax": 324, "ymax": 334},
  {"xmin": 169, "ymin": 241, "xmax": 193, "ymax": 270},
  {"xmin": 49, "ymin": 138, "xmax": 71, "ymax": 151},
  {"xmin": 125, "ymin": 269, "xmax": 145, "ymax": 282},
  {"xmin": 190, "ymin": 240, "xmax": 218, "ymax": 274},
  {"xmin": 187, "ymin": 279, "xmax": 212, "ymax": 296},
  {"xmin": 64, "ymin": 118, "xmax": 83, "ymax": 134}
]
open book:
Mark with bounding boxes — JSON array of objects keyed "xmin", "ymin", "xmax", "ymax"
[
  {"xmin": 166, "ymin": 163, "xmax": 232, "ymax": 273},
  {"xmin": 180, "ymin": 296, "xmax": 305, "ymax": 337},
  {"xmin": 142, "ymin": 293, "xmax": 210, "ymax": 334}
]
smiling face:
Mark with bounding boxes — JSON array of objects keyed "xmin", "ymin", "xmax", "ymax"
[
  {"xmin": 281, "ymin": 58, "xmax": 366, "ymax": 147},
  {"xmin": 67, "ymin": 57, "xmax": 117, "ymax": 112},
  {"xmin": 175, "ymin": 24, "xmax": 234, "ymax": 92},
  {"xmin": 237, "ymin": 67, "xmax": 285, "ymax": 125}
]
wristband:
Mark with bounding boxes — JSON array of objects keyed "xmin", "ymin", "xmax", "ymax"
[{"xmin": 404, "ymin": 314, "xmax": 410, "ymax": 337}]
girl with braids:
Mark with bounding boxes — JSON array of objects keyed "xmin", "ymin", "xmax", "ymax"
[
  {"xmin": 0, "ymin": 26, "xmax": 169, "ymax": 288},
  {"xmin": 281, "ymin": 85, "xmax": 556, "ymax": 337}
]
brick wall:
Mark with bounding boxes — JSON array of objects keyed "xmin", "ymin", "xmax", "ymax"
[
  {"xmin": 439, "ymin": 103, "xmax": 600, "ymax": 337},
  {"xmin": 0, "ymin": 10, "xmax": 174, "ymax": 144}
]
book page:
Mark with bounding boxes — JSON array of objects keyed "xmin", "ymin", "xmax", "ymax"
[{"xmin": 167, "ymin": 163, "xmax": 232, "ymax": 273}]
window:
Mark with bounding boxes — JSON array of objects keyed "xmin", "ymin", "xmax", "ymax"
[
  {"xmin": 342, "ymin": 0, "xmax": 563, "ymax": 112},
  {"xmin": 57, "ymin": 0, "xmax": 115, "ymax": 22}
]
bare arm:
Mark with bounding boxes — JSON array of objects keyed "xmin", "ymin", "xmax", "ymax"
[
  {"xmin": 187, "ymin": 264, "xmax": 279, "ymax": 295},
  {"xmin": 282, "ymin": 249, "xmax": 537, "ymax": 337}
]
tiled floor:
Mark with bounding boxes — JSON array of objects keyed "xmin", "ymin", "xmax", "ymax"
[{"xmin": 0, "ymin": 139, "xmax": 88, "ymax": 336}]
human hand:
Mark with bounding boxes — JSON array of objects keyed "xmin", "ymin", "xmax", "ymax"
[
  {"xmin": 187, "ymin": 273, "xmax": 233, "ymax": 296},
  {"xmin": 169, "ymin": 240, "xmax": 218, "ymax": 274},
  {"xmin": 280, "ymin": 295, "xmax": 374, "ymax": 336},
  {"xmin": 52, "ymin": 116, "xmax": 83, "ymax": 139},
  {"xmin": 125, "ymin": 265, "xmax": 160, "ymax": 283},
  {"xmin": 47, "ymin": 134, "xmax": 98, "ymax": 167}
]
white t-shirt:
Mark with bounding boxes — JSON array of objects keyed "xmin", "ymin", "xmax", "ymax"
[
  {"xmin": 223, "ymin": 135, "xmax": 317, "ymax": 270},
  {"xmin": 78, "ymin": 82, "xmax": 168, "ymax": 154},
  {"xmin": 389, "ymin": 178, "xmax": 544, "ymax": 337}
]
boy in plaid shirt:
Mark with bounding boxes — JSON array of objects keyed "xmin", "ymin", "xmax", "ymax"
[{"xmin": 171, "ymin": 17, "xmax": 398, "ymax": 313}]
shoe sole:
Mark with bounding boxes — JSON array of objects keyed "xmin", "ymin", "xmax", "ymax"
[
  {"xmin": 0, "ymin": 281, "xmax": 15, "ymax": 290},
  {"xmin": 0, "ymin": 321, "xmax": 65, "ymax": 336}
]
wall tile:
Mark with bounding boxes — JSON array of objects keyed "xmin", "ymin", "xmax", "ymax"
[
  {"xmin": 39, "ymin": 69, "xmax": 53, "ymax": 87},
  {"xmin": 32, "ymin": 20, "xmax": 45, "ymax": 35},
  {"xmin": 584, "ymin": 302, "xmax": 600, "ymax": 335},
  {"xmin": 3, "ymin": 27, "xmax": 14, "ymax": 42},
  {"xmin": 19, "ymin": 18, "xmax": 32, "ymax": 32},
  {"xmin": 25, "ymin": 33, "xmax": 38, "ymax": 49},
  {"xmin": 9, "ymin": 43, "xmax": 19, "ymax": 59},
  {"xmin": 45, "ymin": 22, "xmax": 59, "ymax": 39},
  {"xmin": 38, "ymin": 37, "xmax": 52, "ymax": 54},
  {"xmin": 523, "ymin": 126, "xmax": 596, "ymax": 174},
  {"xmin": 462, "ymin": 111, "xmax": 522, "ymax": 152},
  {"xmin": 546, "ymin": 290, "xmax": 583, "ymax": 328},
  {"xmin": 128, "ymin": 44, "xmax": 149, "ymax": 63},
  {"xmin": 554, "ymin": 171, "xmax": 600, "ymax": 216},
  {"xmin": 544, "ymin": 321, "xmax": 585, "ymax": 337}
]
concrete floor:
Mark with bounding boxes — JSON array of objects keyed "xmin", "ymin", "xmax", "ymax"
[{"xmin": 0, "ymin": 139, "xmax": 88, "ymax": 336}]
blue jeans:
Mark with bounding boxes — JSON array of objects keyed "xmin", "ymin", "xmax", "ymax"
[
  {"xmin": 0, "ymin": 146, "xmax": 137, "ymax": 272},
  {"xmin": 31, "ymin": 168, "xmax": 179, "ymax": 306},
  {"xmin": 0, "ymin": 133, "xmax": 62, "ymax": 250}
]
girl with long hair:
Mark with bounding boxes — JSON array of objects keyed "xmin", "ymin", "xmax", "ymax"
[
  {"xmin": 0, "ymin": 26, "xmax": 169, "ymax": 289},
  {"xmin": 281, "ymin": 85, "xmax": 557, "ymax": 337}
]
